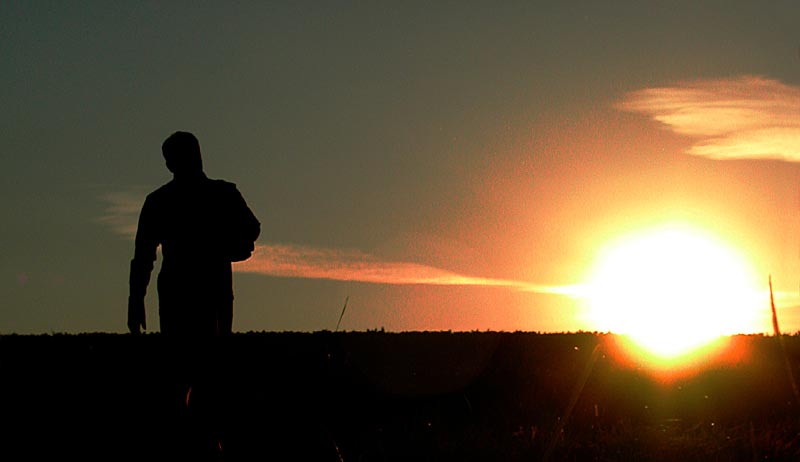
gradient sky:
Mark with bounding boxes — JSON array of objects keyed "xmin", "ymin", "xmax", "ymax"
[{"xmin": 3, "ymin": 1, "xmax": 800, "ymax": 334}]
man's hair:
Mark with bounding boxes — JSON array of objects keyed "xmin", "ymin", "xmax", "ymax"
[{"xmin": 162, "ymin": 131, "xmax": 203, "ymax": 174}]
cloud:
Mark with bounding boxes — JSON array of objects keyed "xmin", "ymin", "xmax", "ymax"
[
  {"xmin": 618, "ymin": 75, "xmax": 800, "ymax": 161},
  {"xmin": 96, "ymin": 191, "xmax": 144, "ymax": 239},
  {"xmin": 96, "ymin": 192, "xmax": 574, "ymax": 295},
  {"xmin": 235, "ymin": 244, "xmax": 577, "ymax": 295}
]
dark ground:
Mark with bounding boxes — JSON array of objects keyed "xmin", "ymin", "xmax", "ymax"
[{"xmin": 2, "ymin": 331, "xmax": 800, "ymax": 461}]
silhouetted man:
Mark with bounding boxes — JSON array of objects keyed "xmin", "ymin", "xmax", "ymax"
[{"xmin": 128, "ymin": 131, "xmax": 260, "ymax": 337}]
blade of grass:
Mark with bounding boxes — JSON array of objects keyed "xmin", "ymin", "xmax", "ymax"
[
  {"xmin": 335, "ymin": 296, "xmax": 349, "ymax": 333},
  {"xmin": 770, "ymin": 275, "xmax": 800, "ymax": 405}
]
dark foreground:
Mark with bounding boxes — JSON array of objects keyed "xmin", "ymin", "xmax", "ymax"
[{"xmin": 2, "ymin": 331, "xmax": 800, "ymax": 461}]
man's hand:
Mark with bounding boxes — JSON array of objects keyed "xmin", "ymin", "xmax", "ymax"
[{"xmin": 128, "ymin": 296, "xmax": 146, "ymax": 334}]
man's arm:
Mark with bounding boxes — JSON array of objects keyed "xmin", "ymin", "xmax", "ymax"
[{"xmin": 128, "ymin": 195, "xmax": 159, "ymax": 334}]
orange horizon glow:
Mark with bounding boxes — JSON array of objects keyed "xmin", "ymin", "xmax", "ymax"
[{"xmin": 601, "ymin": 334, "xmax": 749, "ymax": 381}]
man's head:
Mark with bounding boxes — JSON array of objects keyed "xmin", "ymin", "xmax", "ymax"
[{"xmin": 162, "ymin": 131, "xmax": 203, "ymax": 175}]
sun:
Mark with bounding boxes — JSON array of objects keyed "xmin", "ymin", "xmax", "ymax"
[{"xmin": 583, "ymin": 224, "xmax": 763, "ymax": 362}]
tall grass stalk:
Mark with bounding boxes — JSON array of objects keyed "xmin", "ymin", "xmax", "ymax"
[
  {"xmin": 769, "ymin": 275, "xmax": 800, "ymax": 405},
  {"xmin": 335, "ymin": 296, "xmax": 349, "ymax": 332}
]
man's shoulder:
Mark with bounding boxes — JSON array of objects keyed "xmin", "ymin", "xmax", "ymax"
[
  {"xmin": 145, "ymin": 178, "xmax": 241, "ymax": 204},
  {"xmin": 210, "ymin": 178, "xmax": 238, "ymax": 189},
  {"xmin": 146, "ymin": 181, "xmax": 177, "ymax": 200},
  {"xmin": 208, "ymin": 178, "xmax": 242, "ymax": 197}
]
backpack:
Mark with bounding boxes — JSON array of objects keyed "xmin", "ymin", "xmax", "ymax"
[{"xmin": 218, "ymin": 181, "xmax": 260, "ymax": 262}]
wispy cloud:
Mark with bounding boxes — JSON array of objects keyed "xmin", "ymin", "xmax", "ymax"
[
  {"xmin": 96, "ymin": 191, "xmax": 143, "ymax": 239},
  {"xmin": 235, "ymin": 244, "xmax": 576, "ymax": 295},
  {"xmin": 96, "ymin": 192, "xmax": 573, "ymax": 294},
  {"xmin": 618, "ymin": 75, "xmax": 800, "ymax": 161}
]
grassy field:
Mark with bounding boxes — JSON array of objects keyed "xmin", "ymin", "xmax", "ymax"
[{"xmin": 2, "ymin": 331, "xmax": 800, "ymax": 460}]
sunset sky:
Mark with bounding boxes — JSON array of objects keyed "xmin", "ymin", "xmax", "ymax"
[{"xmin": 3, "ymin": 2, "xmax": 800, "ymax": 335}]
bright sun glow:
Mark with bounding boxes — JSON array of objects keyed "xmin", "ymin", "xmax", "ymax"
[{"xmin": 584, "ymin": 224, "xmax": 763, "ymax": 362}]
